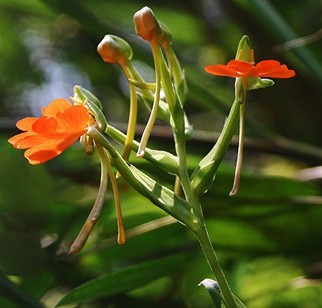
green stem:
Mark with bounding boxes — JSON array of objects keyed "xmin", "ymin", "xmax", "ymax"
[
  {"xmin": 127, "ymin": 61, "xmax": 154, "ymax": 100},
  {"xmin": 162, "ymin": 51, "xmax": 234, "ymax": 306},
  {"xmin": 105, "ymin": 124, "xmax": 179, "ymax": 175},
  {"xmin": 120, "ymin": 62, "xmax": 138, "ymax": 161},
  {"xmin": 157, "ymin": 41, "xmax": 197, "ymax": 211},
  {"xmin": 175, "ymin": 131, "xmax": 199, "ymax": 209},
  {"xmin": 230, "ymin": 101, "xmax": 245, "ymax": 196},
  {"xmin": 196, "ymin": 225, "xmax": 237, "ymax": 308},
  {"xmin": 175, "ymin": 129, "xmax": 236, "ymax": 306},
  {"xmin": 105, "ymin": 150, "xmax": 125, "ymax": 244},
  {"xmin": 137, "ymin": 43, "xmax": 162, "ymax": 157}
]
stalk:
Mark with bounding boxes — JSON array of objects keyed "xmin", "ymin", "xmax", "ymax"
[
  {"xmin": 68, "ymin": 143, "xmax": 109, "ymax": 254},
  {"xmin": 196, "ymin": 225, "xmax": 237, "ymax": 308}
]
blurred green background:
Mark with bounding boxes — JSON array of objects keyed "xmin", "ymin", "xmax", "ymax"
[{"xmin": 1, "ymin": 0, "xmax": 322, "ymax": 307}]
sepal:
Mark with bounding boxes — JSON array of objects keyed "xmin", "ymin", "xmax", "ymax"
[
  {"xmin": 247, "ymin": 77, "xmax": 275, "ymax": 90},
  {"xmin": 74, "ymin": 85, "xmax": 102, "ymax": 110}
]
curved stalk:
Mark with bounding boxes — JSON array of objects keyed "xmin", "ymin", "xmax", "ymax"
[
  {"xmin": 137, "ymin": 43, "xmax": 162, "ymax": 157},
  {"xmin": 69, "ymin": 143, "xmax": 109, "ymax": 254},
  {"xmin": 230, "ymin": 101, "xmax": 245, "ymax": 196},
  {"xmin": 120, "ymin": 62, "xmax": 138, "ymax": 161},
  {"xmin": 105, "ymin": 152, "xmax": 125, "ymax": 244},
  {"xmin": 196, "ymin": 226, "xmax": 237, "ymax": 308}
]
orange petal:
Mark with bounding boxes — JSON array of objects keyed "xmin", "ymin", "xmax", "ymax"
[
  {"xmin": 42, "ymin": 98, "xmax": 72, "ymax": 117},
  {"xmin": 266, "ymin": 70, "xmax": 296, "ymax": 78},
  {"xmin": 205, "ymin": 64, "xmax": 240, "ymax": 77},
  {"xmin": 254, "ymin": 60, "xmax": 295, "ymax": 78},
  {"xmin": 226, "ymin": 60, "xmax": 253, "ymax": 76},
  {"xmin": 32, "ymin": 116, "xmax": 58, "ymax": 133},
  {"xmin": 16, "ymin": 117, "xmax": 37, "ymax": 131},
  {"xmin": 205, "ymin": 60, "xmax": 254, "ymax": 77},
  {"xmin": 25, "ymin": 147, "xmax": 62, "ymax": 164},
  {"xmin": 56, "ymin": 105, "xmax": 90, "ymax": 133},
  {"xmin": 8, "ymin": 132, "xmax": 34, "ymax": 147},
  {"xmin": 10, "ymin": 133, "xmax": 63, "ymax": 149},
  {"xmin": 56, "ymin": 132, "xmax": 84, "ymax": 153},
  {"xmin": 24, "ymin": 133, "xmax": 82, "ymax": 164}
]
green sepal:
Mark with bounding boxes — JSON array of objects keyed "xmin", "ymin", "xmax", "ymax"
[
  {"xmin": 74, "ymin": 85, "xmax": 102, "ymax": 110},
  {"xmin": 86, "ymin": 99, "xmax": 107, "ymax": 133},
  {"xmin": 191, "ymin": 160, "xmax": 217, "ymax": 195},
  {"xmin": 247, "ymin": 77, "xmax": 275, "ymax": 90}
]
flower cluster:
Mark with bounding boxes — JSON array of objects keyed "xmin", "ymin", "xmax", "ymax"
[{"xmin": 7, "ymin": 7, "xmax": 297, "ymax": 307}]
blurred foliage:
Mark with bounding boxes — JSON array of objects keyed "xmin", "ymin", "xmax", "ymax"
[{"xmin": 1, "ymin": 0, "xmax": 322, "ymax": 307}]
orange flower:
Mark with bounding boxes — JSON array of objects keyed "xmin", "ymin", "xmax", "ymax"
[
  {"xmin": 8, "ymin": 98, "xmax": 92, "ymax": 164},
  {"xmin": 205, "ymin": 59, "xmax": 295, "ymax": 79}
]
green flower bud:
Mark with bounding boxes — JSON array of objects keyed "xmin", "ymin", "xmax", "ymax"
[
  {"xmin": 235, "ymin": 35, "xmax": 253, "ymax": 63},
  {"xmin": 97, "ymin": 35, "xmax": 133, "ymax": 64}
]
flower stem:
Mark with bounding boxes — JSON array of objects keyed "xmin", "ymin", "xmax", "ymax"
[
  {"xmin": 68, "ymin": 143, "xmax": 108, "ymax": 254},
  {"xmin": 230, "ymin": 101, "xmax": 245, "ymax": 196},
  {"xmin": 137, "ymin": 43, "xmax": 161, "ymax": 157},
  {"xmin": 196, "ymin": 225, "xmax": 237, "ymax": 308},
  {"xmin": 175, "ymin": 129, "xmax": 236, "ymax": 306},
  {"xmin": 105, "ymin": 151, "xmax": 125, "ymax": 245},
  {"xmin": 120, "ymin": 62, "xmax": 138, "ymax": 161}
]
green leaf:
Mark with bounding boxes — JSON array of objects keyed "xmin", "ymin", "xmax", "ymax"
[
  {"xmin": 199, "ymin": 278, "xmax": 222, "ymax": 307},
  {"xmin": 56, "ymin": 253, "xmax": 192, "ymax": 306}
]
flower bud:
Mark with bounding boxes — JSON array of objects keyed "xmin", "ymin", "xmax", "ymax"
[
  {"xmin": 97, "ymin": 35, "xmax": 133, "ymax": 64},
  {"xmin": 235, "ymin": 35, "xmax": 253, "ymax": 63},
  {"xmin": 133, "ymin": 6, "xmax": 161, "ymax": 42}
]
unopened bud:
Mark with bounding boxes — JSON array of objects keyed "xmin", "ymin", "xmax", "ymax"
[
  {"xmin": 133, "ymin": 6, "xmax": 161, "ymax": 42},
  {"xmin": 97, "ymin": 35, "xmax": 133, "ymax": 64},
  {"xmin": 235, "ymin": 35, "xmax": 253, "ymax": 63}
]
